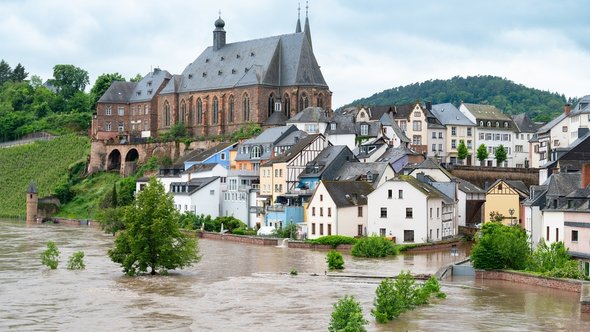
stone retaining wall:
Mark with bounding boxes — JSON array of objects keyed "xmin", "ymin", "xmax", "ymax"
[
  {"xmin": 198, "ymin": 231, "xmax": 278, "ymax": 246},
  {"xmin": 475, "ymin": 269, "xmax": 584, "ymax": 293},
  {"xmin": 46, "ymin": 217, "xmax": 100, "ymax": 228},
  {"xmin": 287, "ymin": 241, "xmax": 352, "ymax": 250},
  {"xmin": 403, "ymin": 240, "xmax": 464, "ymax": 253}
]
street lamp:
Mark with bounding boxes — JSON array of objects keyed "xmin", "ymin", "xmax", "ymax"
[{"xmin": 508, "ymin": 208, "xmax": 515, "ymax": 226}]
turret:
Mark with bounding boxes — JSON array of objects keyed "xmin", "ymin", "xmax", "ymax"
[
  {"xmin": 26, "ymin": 181, "xmax": 38, "ymax": 223},
  {"xmin": 213, "ymin": 15, "xmax": 226, "ymax": 50}
]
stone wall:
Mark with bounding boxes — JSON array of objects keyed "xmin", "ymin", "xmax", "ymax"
[
  {"xmin": 402, "ymin": 240, "xmax": 464, "ymax": 253},
  {"xmin": 475, "ymin": 269, "xmax": 584, "ymax": 293},
  {"xmin": 287, "ymin": 241, "xmax": 352, "ymax": 250},
  {"xmin": 449, "ymin": 165, "xmax": 539, "ymax": 188},
  {"xmin": 198, "ymin": 231, "xmax": 279, "ymax": 246}
]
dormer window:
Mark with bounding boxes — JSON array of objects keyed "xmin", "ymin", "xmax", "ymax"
[
  {"xmin": 496, "ymin": 122, "xmax": 500, "ymax": 127},
  {"xmin": 136, "ymin": 91, "xmax": 141, "ymax": 96},
  {"xmin": 221, "ymin": 56, "xmax": 224, "ymax": 61},
  {"xmin": 218, "ymin": 70, "xmax": 222, "ymax": 75},
  {"xmin": 205, "ymin": 58, "xmax": 210, "ymax": 63},
  {"xmin": 487, "ymin": 121, "xmax": 491, "ymax": 127},
  {"xmin": 360, "ymin": 124, "xmax": 369, "ymax": 136},
  {"xmin": 245, "ymin": 68, "xmax": 249, "ymax": 73},
  {"xmin": 232, "ymin": 69, "xmax": 236, "ymax": 74},
  {"xmin": 330, "ymin": 123, "xmax": 336, "ymax": 130},
  {"xmin": 188, "ymin": 74, "xmax": 193, "ymax": 79},
  {"xmin": 250, "ymin": 52, "xmax": 255, "ymax": 57},
  {"xmin": 504, "ymin": 122, "xmax": 509, "ymax": 128},
  {"xmin": 202, "ymin": 72, "xmax": 207, "ymax": 77},
  {"xmin": 147, "ymin": 81, "xmax": 152, "ymax": 87},
  {"xmin": 236, "ymin": 54, "xmax": 240, "ymax": 58},
  {"xmin": 480, "ymin": 121, "xmax": 483, "ymax": 126}
]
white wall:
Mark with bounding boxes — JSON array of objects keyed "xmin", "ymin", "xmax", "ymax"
[
  {"xmin": 542, "ymin": 211, "xmax": 565, "ymax": 244},
  {"xmin": 327, "ymin": 134, "xmax": 356, "ymax": 151}
]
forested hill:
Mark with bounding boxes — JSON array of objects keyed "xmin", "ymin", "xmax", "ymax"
[{"xmin": 345, "ymin": 75, "xmax": 570, "ymax": 122}]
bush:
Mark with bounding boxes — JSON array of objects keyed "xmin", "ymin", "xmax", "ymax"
[
  {"xmin": 290, "ymin": 268, "xmax": 298, "ymax": 276},
  {"xmin": 308, "ymin": 235, "xmax": 357, "ymax": 248},
  {"xmin": 232, "ymin": 226, "xmax": 258, "ymax": 236},
  {"xmin": 272, "ymin": 223, "xmax": 298, "ymax": 239},
  {"xmin": 41, "ymin": 241, "xmax": 60, "ymax": 269},
  {"xmin": 351, "ymin": 236, "xmax": 398, "ymax": 258},
  {"xmin": 470, "ymin": 222, "xmax": 530, "ymax": 270},
  {"xmin": 543, "ymin": 260, "xmax": 587, "ymax": 280},
  {"xmin": 327, "ymin": 250, "xmax": 344, "ymax": 270},
  {"xmin": 329, "ymin": 295, "xmax": 368, "ymax": 332},
  {"xmin": 528, "ymin": 240, "xmax": 571, "ymax": 273},
  {"xmin": 67, "ymin": 251, "xmax": 85, "ymax": 270},
  {"xmin": 97, "ymin": 207, "xmax": 125, "ymax": 235}
]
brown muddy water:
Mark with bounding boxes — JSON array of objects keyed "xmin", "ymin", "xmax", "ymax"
[{"xmin": 1, "ymin": 219, "xmax": 589, "ymax": 331}]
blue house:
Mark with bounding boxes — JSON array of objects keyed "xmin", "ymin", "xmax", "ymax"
[{"xmin": 183, "ymin": 142, "xmax": 237, "ymax": 170}]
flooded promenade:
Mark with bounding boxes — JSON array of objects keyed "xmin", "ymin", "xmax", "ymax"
[{"xmin": 1, "ymin": 219, "xmax": 588, "ymax": 331}]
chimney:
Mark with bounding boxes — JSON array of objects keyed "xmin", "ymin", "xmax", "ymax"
[
  {"xmin": 564, "ymin": 103, "xmax": 571, "ymax": 116},
  {"xmin": 582, "ymin": 163, "xmax": 590, "ymax": 188},
  {"xmin": 426, "ymin": 101, "xmax": 432, "ymax": 111}
]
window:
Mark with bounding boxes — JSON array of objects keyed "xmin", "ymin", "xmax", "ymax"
[
  {"xmin": 328, "ymin": 208, "xmax": 331, "ymax": 217},
  {"xmin": 319, "ymin": 224, "xmax": 324, "ymax": 236},
  {"xmin": 317, "ymin": 93, "xmax": 324, "ymax": 108},
  {"xmin": 432, "ymin": 144, "xmax": 436, "ymax": 152},
  {"xmin": 311, "ymin": 223, "xmax": 316, "ymax": 235},
  {"xmin": 451, "ymin": 139, "xmax": 456, "ymax": 149},
  {"xmin": 105, "ymin": 106, "xmax": 112, "ymax": 115},
  {"xmin": 467, "ymin": 140, "xmax": 472, "ymax": 149},
  {"xmin": 467, "ymin": 127, "xmax": 472, "ymax": 137},
  {"xmin": 118, "ymin": 106, "xmax": 124, "ymax": 116},
  {"xmin": 413, "ymin": 121, "xmax": 422, "ymax": 131},
  {"xmin": 210, "ymin": 190, "xmax": 215, "ymax": 195},
  {"xmin": 228, "ymin": 95, "xmax": 234, "ymax": 123},
  {"xmin": 299, "ymin": 92, "xmax": 309, "ymax": 111},
  {"xmin": 357, "ymin": 225, "xmax": 363, "ymax": 236},
  {"xmin": 388, "ymin": 189, "xmax": 392, "ymax": 199},
  {"xmin": 197, "ymin": 98, "xmax": 203, "ymax": 124},
  {"xmin": 485, "ymin": 133, "xmax": 492, "ymax": 140},
  {"xmin": 480, "ymin": 121, "xmax": 484, "ymax": 126},
  {"xmin": 399, "ymin": 121, "xmax": 407, "ymax": 131},
  {"xmin": 180, "ymin": 100, "xmax": 186, "ymax": 123},
  {"xmin": 432, "ymin": 132, "xmax": 437, "ymax": 139},
  {"xmin": 504, "ymin": 122, "xmax": 509, "ymax": 128},
  {"xmin": 437, "ymin": 208, "xmax": 440, "ymax": 218},
  {"xmin": 503, "ymin": 134, "xmax": 510, "ymax": 141},
  {"xmin": 398, "ymin": 190, "xmax": 403, "ymax": 199},
  {"xmin": 118, "ymin": 122, "xmax": 124, "ymax": 132},
  {"xmin": 327, "ymin": 224, "xmax": 332, "ymax": 235},
  {"xmin": 358, "ymin": 206, "xmax": 363, "ymax": 217},
  {"xmin": 495, "ymin": 121, "xmax": 500, "ymax": 127},
  {"xmin": 360, "ymin": 124, "xmax": 368, "ymax": 136},
  {"xmin": 515, "ymin": 145, "xmax": 523, "ymax": 153},
  {"xmin": 380, "ymin": 228, "xmax": 386, "ymax": 237},
  {"xmin": 404, "ymin": 230, "xmax": 414, "ymax": 242},
  {"xmin": 319, "ymin": 207, "xmax": 323, "ymax": 217},
  {"xmin": 438, "ymin": 144, "xmax": 443, "ymax": 151},
  {"xmin": 312, "ymin": 207, "xmax": 316, "ymax": 216},
  {"xmin": 220, "ymin": 152, "xmax": 226, "ymax": 160},
  {"xmin": 330, "ymin": 123, "xmax": 336, "ymax": 130},
  {"xmin": 212, "ymin": 97, "xmax": 219, "ymax": 124},
  {"xmin": 105, "ymin": 122, "xmax": 112, "ymax": 131},
  {"xmin": 414, "ymin": 111, "xmax": 421, "ymax": 117},
  {"xmin": 556, "ymin": 228, "xmax": 559, "ymax": 242},
  {"xmin": 380, "ymin": 207, "xmax": 387, "ymax": 218},
  {"xmin": 480, "ymin": 132, "xmax": 484, "ymax": 140},
  {"xmin": 487, "ymin": 121, "xmax": 491, "ymax": 127},
  {"xmin": 243, "ymin": 93, "xmax": 250, "ymax": 121},
  {"xmin": 412, "ymin": 135, "xmax": 422, "ymax": 145},
  {"xmin": 438, "ymin": 132, "xmax": 443, "ymax": 139},
  {"xmin": 164, "ymin": 101, "xmax": 171, "ymax": 126},
  {"xmin": 562, "ymin": 126, "xmax": 568, "ymax": 132},
  {"xmin": 430, "ymin": 208, "xmax": 432, "ymax": 218},
  {"xmin": 251, "ymin": 146, "xmax": 261, "ymax": 159},
  {"xmin": 546, "ymin": 226, "xmax": 550, "ymax": 241},
  {"xmin": 572, "ymin": 230, "xmax": 579, "ymax": 242},
  {"xmin": 451, "ymin": 127, "xmax": 457, "ymax": 136},
  {"xmin": 320, "ymin": 194, "xmax": 323, "ymax": 201},
  {"xmin": 406, "ymin": 208, "xmax": 413, "ymax": 218}
]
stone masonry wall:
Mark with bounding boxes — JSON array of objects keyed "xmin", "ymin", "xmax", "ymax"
[{"xmin": 475, "ymin": 269, "xmax": 584, "ymax": 293}]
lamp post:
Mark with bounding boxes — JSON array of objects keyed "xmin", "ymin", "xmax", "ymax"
[{"xmin": 508, "ymin": 208, "xmax": 515, "ymax": 226}]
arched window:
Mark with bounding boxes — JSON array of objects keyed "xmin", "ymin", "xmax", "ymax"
[
  {"xmin": 212, "ymin": 96, "xmax": 219, "ymax": 124},
  {"xmin": 197, "ymin": 98, "xmax": 203, "ymax": 124},
  {"xmin": 228, "ymin": 95, "xmax": 234, "ymax": 123},
  {"xmin": 504, "ymin": 122, "xmax": 509, "ymax": 128},
  {"xmin": 299, "ymin": 92, "xmax": 309, "ymax": 111},
  {"xmin": 188, "ymin": 102, "xmax": 193, "ymax": 125},
  {"xmin": 164, "ymin": 101, "xmax": 171, "ymax": 127},
  {"xmin": 251, "ymin": 146, "xmax": 261, "ymax": 159},
  {"xmin": 180, "ymin": 99, "xmax": 186, "ymax": 123},
  {"xmin": 487, "ymin": 121, "xmax": 491, "ymax": 127},
  {"xmin": 243, "ymin": 93, "xmax": 250, "ymax": 121},
  {"xmin": 283, "ymin": 93, "xmax": 290, "ymax": 119},
  {"xmin": 496, "ymin": 121, "xmax": 500, "ymax": 127},
  {"xmin": 317, "ymin": 93, "xmax": 324, "ymax": 108},
  {"xmin": 268, "ymin": 93, "xmax": 275, "ymax": 116}
]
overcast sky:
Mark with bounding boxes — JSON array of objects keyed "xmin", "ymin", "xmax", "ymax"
[{"xmin": 2, "ymin": 0, "xmax": 589, "ymax": 108}]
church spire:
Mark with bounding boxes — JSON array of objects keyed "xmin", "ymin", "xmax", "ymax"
[
  {"xmin": 295, "ymin": 2, "xmax": 302, "ymax": 33},
  {"xmin": 304, "ymin": 1, "xmax": 312, "ymax": 49}
]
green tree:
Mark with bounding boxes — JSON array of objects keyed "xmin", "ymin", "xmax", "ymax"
[
  {"xmin": 457, "ymin": 139, "xmax": 468, "ymax": 164},
  {"xmin": 329, "ymin": 295, "xmax": 368, "ymax": 332},
  {"xmin": 50, "ymin": 64, "xmax": 90, "ymax": 99},
  {"xmin": 100, "ymin": 183, "xmax": 118, "ymax": 209},
  {"xmin": 11, "ymin": 63, "xmax": 28, "ymax": 82},
  {"xmin": 130, "ymin": 73, "xmax": 143, "ymax": 82},
  {"xmin": 327, "ymin": 250, "xmax": 344, "ymax": 270},
  {"xmin": 471, "ymin": 222, "xmax": 531, "ymax": 270},
  {"xmin": 67, "ymin": 251, "xmax": 86, "ymax": 270},
  {"xmin": 476, "ymin": 144, "xmax": 488, "ymax": 164},
  {"xmin": 29, "ymin": 75, "xmax": 43, "ymax": 88},
  {"xmin": 495, "ymin": 144, "xmax": 507, "ymax": 166},
  {"xmin": 272, "ymin": 222, "xmax": 298, "ymax": 239},
  {"xmin": 108, "ymin": 177, "xmax": 200, "ymax": 276},
  {"xmin": 97, "ymin": 207, "xmax": 125, "ymax": 236},
  {"xmin": 41, "ymin": 241, "xmax": 60, "ymax": 269},
  {"xmin": 90, "ymin": 72, "xmax": 125, "ymax": 108},
  {"xmin": 0, "ymin": 60, "xmax": 12, "ymax": 86}
]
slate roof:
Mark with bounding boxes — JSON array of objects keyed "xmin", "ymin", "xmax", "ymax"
[
  {"xmin": 299, "ymin": 145, "xmax": 350, "ymax": 178},
  {"xmin": 265, "ymin": 111, "xmax": 288, "ymax": 126},
  {"xmin": 570, "ymin": 95, "xmax": 590, "ymax": 116},
  {"xmin": 243, "ymin": 125, "xmax": 297, "ymax": 145},
  {"xmin": 487, "ymin": 179, "xmax": 529, "ymax": 198},
  {"xmin": 455, "ymin": 178, "xmax": 485, "ymax": 194},
  {"xmin": 324, "ymin": 113, "xmax": 356, "ymax": 135},
  {"xmin": 544, "ymin": 173, "xmax": 582, "ymax": 197},
  {"xmin": 183, "ymin": 163, "xmax": 219, "ymax": 174},
  {"xmin": 522, "ymin": 185, "xmax": 548, "ymax": 207},
  {"xmin": 183, "ymin": 142, "xmax": 236, "ymax": 163},
  {"xmin": 174, "ymin": 31, "xmax": 327, "ymax": 93},
  {"xmin": 461, "ymin": 103, "xmax": 512, "ymax": 121},
  {"xmin": 170, "ymin": 176, "xmax": 219, "ymax": 195},
  {"xmin": 409, "ymin": 157, "xmax": 455, "ymax": 179},
  {"xmin": 27, "ymin": 182, "xmax": 37, "ymax": 193},
  {"xmin": 333, "ymin": 161, "xmax": 390, "ymax": 187},
  {"xmin": 355, "ymin": 121, "xmax": 381, "ymax": 137},
  {"xmin": 511, "ymin": 113, "xmax": 544, "ymax": 133},
  {"xmin": 273, "ymin": 129, "xmax": 309, "ymax": 147},
  {"xmin": 322, "ymin": 180, "xmax": 374, "ymax": 207},
  {"xmin": 98, "ymin": 81, "xmax": 136, "ymax": 103},
  {"xmin": 431, "ymin": 103, "xmax": 474, "ymax": 126},
  {"xmin": 129, "ymin": 69, "xmax": 172, "ymax": 103},
  {"xmin": 380, "ymin": 113, "xmax": 410, "ymax": 142},
  {"xmin": 160, "ymin": 75, "xmax": 183, "ymax": 95},
  {"xmin": 286, "ymin": 107, "xmax": 329, "ymax": 123},
  {"xmin": 264, "ymin": 134, "xmax": 322, "ymax": 164},
  {"xmin": 394, "ymin": 175, "xmax": 454, "ymax": 204},
  {"xmin": 537, "ymin": 112, "xmax": 566, "ymax": 134},
  {"xmin": 376, "ymin": 146, "xmax": 420, "ymax": 163}
]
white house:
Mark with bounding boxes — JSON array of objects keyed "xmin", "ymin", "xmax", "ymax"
[
  {"xmin": 306, "ymin": 180, "xmax": 374, "ymax": 239},
  {"xmin": 367, "ymin": 175, "xmax": 453, "ymax": 244},
  {"xmin": 170, "ymin": 176, "xmax": 221, "ymax": 218}
]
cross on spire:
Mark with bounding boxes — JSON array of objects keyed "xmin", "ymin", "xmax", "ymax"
[
  {"xmin": 298, "ymin": 2, "xmax": 301, "ymax": 18},
  {"xmin": 218, "ymin": 9, "xmax": 221, "ymax": 17},
  {"xmin": 306, "ymin": 1, "xmax": 309, "ymax": 17}
]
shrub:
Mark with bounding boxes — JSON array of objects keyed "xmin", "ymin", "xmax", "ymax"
[
  {"xmin": 327, "ymin": 250, "xmax": 344, "ymax": 270},
  {"xmin": 329, "ymin": 295, "xmax": 368, "ymax": 332},
  {"xmin": 528, "ymin": 240, "xmax": 571, "ymax": 273},
  {"xmin": 351, "ymin": 236, "xmax": 398, "ymax": 258},
  {"xmin": 308, "ymin": 235, "xmax": 357, "ymax": 248},
  {"xmin": 290, "ymin": 268, "xmax": 298, "ymax": 276},
  {"xmin": 97, "ymin": 207, "xmax": 125, "ymax": 235},
  {"xmin": 543, "ymin": 260, "xmax": 587, "ymax": 280},
  {"xmin": 41, "ymin": 241, "xmax": 60, "ymax": 269},
  {"xmin": 232, "ymin": 226, "xmax": 258, "ymax": 236},
  {"xmin": 67, "ymin": 251, "xmax": 86, "ymax": 270},
  {"xmin": 272, "ymin": 223, "xmax": 298, "ymax": 239},
  {"xmin": 470, "ymin": 222, "xmax": 530, "ymax": 270}
]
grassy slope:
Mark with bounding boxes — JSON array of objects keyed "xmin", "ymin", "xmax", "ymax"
[
  {"xmin": 55, "ymin": 172, "xmax": 121, "ymax": 220},
  {"xmin": 0, "ymin": 135, "xmax": 90, "ymax": 217}
]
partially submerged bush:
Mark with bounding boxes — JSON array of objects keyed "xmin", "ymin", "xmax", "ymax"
[
  {"xmin": 41, "ymin": 241, "xmax": 60, "ymax": 269},
  {"xmin": 67, "ymin": 251, "xmax": 86, "ymax": 270},
  {"xmin": 327, "ymin": 250, "xmax": 345, "ymax": 270},
  {"xmin": 351, "ymin": 236, "xmax": 398, "ymax": 258},
  {"xmin": 308, "ymin": 235, "xmax": 357, "ymax": 248},
  {"xmin": 329, "ymin": 295, "xmax": 368, "ymax": 332}
]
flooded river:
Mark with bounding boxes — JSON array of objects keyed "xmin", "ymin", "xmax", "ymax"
[{"xmin": 1, "ymin": 219, "xmax": 589, "ymax": 331}]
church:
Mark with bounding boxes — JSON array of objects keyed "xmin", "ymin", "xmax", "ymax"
[{"xmin": 92, "ymin": 10, "xmax": 331, "ymax": 140}]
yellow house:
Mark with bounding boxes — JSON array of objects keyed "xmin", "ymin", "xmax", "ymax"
[{"xmin": 484, "ymin": 179, "xmax": 529, "ymax": 225}]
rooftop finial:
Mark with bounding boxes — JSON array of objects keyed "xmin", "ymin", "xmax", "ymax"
[
  {"xmin": 298, "ymin": 2, "xmax": 300, "ymax": 19},
  {"xmin": 306, "ymin": 1, "xmax": 309, "ymax": 17},
  {"xmin": 295, "ymin": 2, "xmax": 302, "ymax": 33},
  {"xmin": 218, "ymin": 9, "xmax": 221, "ymax": 18}
]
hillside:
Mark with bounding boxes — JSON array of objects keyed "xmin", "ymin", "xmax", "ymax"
[
  {"xmin": 345, "ymin": 75, "xmax": 569, "ymax": 122},
  {"xmin": 0, "ymin": 135, "xmax": 90, "ymax": 217}
]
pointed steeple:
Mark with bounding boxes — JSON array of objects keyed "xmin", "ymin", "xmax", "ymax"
[
  {"xmin": 304, "ymin": 1, "xmax": 312, "ymax": 49},
  {"xmin": 295, "ymin": 3, "xmax": 302, "ymax": 33}
]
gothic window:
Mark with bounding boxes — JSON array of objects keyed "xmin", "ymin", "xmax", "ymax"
[
  {"xmin": 283, "ymin": 93, "xmax": 290, "ymax": 118},
  {"xmin": 299, "ymin": 92, "xmax": 309, "ymax": 111},
  {"xmin": 228, "ymin": 95, "xmax": 234, "ymax": 123},
  {"xmin": 243, "ymin": 93, "xmax": 250, "ymax": 121},
  {"xmin": 188, "ymin": 102, "xmax": 193, "ymax": 125},
  {"xmin": 317, "ymin": 93, "xmax": 324, "ymax": 108},
  {"xmin": 212, "ymin": 96, "xmax": 219, "ymax": 124},
  {"xmin": 180, "ymin": 99, "xmax": 186, "ymax": 123},
  {"xmin": 164, "ymin": 101, "xmax": 171, "ymax": 127},
  {"xmin": 268, "ymin": 93, "xmax": 275, "ymax": 117},
  {"xmin": 197, "ymin": 98, "xmax": 203, "ymax": 124}
]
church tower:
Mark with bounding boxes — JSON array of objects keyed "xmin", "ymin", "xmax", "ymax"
[{"xmin": 26, "ymin": 182, "xmax": 38, "ymax": 223}]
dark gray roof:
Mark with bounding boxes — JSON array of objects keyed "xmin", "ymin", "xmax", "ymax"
[
  {"xmin": 299, "ymin": 145, "xmax": 351, "ymax": 178},
  {"xmin": 98, "ymin": 81, "xmax": 136, "ymax": 103},
  {"xmin": 431, "ymin": 103, "xmax": 474, "ymax": 126},
  {"xmin": 183, "ymin": 163, "xmax": 219, "ymax": 174},
  {"xmin": 27, "ymin": 182, "xmax": 37, "ymax": 194},
  {"xmin": 455, "ymin": 178, "xmax": 485, "ymax": 194},
  {"xmin": 505, "ymin": 180, "xmax": 529, "ymax": 196},
  {"xmin": 176, "ymin": 31, "xmax": 327, "ymax": 93},
  {"xmin": 243, "ymin": 125, "xmax": 297, "ymax": 145},
  {"xmin": 522, "ymin": 185, "xmax": 548, "ymax": 207},
  {"xmin": 170, "ymin": 176, "xmax": 219, "ymax": 195},
  {"xmin": 355, "ymin": 137, "xmax": 387, "ymax": 159},
  {"xmin": 264, "ymin": 134, "xmax": 322, "ymax": 164},
  {"xmin": 376, "ymin": 146, "xmax": 420, "ymax": 163},
  {"xmin": 286, "ymin": 107, "xmax": 329, "ymax": 123},
  {"xmin": 411, "ymin": 158, "xmax": 455, "ymax": 179},
  {"xmin": 322, "ymin": 181, "xmax": 374, "ymax": 207},
  {"xmin": 333, "ymin": 161, "xmax": 390, "ymax": 187},
  {"xmin": 570, "ymin": 95, "xmax": 590, "ymax": 116},
  {"xmin": 544, "ymin": 173, "xmax": 582, "ymax": 197},
  {"xmin": 325, "ymin": 114, "xmax": 356, "ymax": 135},
  {"xmin": 395, "ymin": 175, "xmax": 454, "ymax": 204},
  {"xmin": 265, "ymin": 111, "xmax": 288, "ymax": 126},
  {"xmin": 511, "ymin": 113, "xmax": 544, "ymax": 133},
  {"xmin": 129, "ymin": 69, "xmax": 172, "ymax": 103},
  {"xmin": 182, "ymin": 142, "xmax": 236, "ymax": 163},
  {"xmin": 160, "ymin": 75, "xmax": 183, "ymax": 95},
  {"xmin": 380, "ymin": 113, "xmax": 410, "ymax": 142},
  {"xmin": 355, "ymin": 121, "xmax": 381, "ymax": 137}
]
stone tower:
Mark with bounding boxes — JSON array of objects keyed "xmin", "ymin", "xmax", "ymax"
[{"xmin": 26, "ymin": 182, "xmax": 38, "ymax": 223}]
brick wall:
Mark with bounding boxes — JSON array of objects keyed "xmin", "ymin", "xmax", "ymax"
[
  {"xmin": 475, "ymin": 269, "xmax": 584, "ymax": 293},
  {"xmin": 287, "ymin": 241, "xmax": 352, "ymax": 250},
  {"xmin": 198, "ymin": 231, "xmax": 279, "ymax": 246}
]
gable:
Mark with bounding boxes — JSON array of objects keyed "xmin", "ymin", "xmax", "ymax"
[{"xmin": 487, "ymin": 180, "xmax": 518, "ymax": 196}]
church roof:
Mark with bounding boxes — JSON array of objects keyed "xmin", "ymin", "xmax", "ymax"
[{"xmin": 98, "ymin": 81, "xmax": 136, "ymax": 103}]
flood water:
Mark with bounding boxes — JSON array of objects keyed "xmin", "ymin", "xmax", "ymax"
[{"xmin": 1, "ymin": 218, "xmax": 589, "ymax": 331}]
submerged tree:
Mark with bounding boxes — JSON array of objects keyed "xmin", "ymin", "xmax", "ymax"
[
  {"xmin": 329, "ymin": 295, "xmax": 368, "ymax": 332},
  {"xmin": 108, "ymin": 177, "xmax": 200, "ymax": 276}
]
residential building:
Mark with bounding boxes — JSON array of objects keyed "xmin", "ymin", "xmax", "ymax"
[
  {"xmin": 306, "ymin": 181, "xmax": 374, "ymax": 239},
  {"xmin": 430, "ymin": 103, "xmax": 475, "ymax": 165},
  {"xmin": 222, "ymin": 170, "xmax": 261, "ymax": 228},
  {"xmin": 285, "ymin": 107, "xmax": 330, "ymax": 134},
  {"xmin": 332, "ymin": 161, "xmax": 396, "ymax": 189},
  {"xmin": 182, "ymin": 142, "xmax": 237, "ymax": 170},
  {"xmin": 169, "ymin": 176, "xmax": 221, "ymax": 217},
  {"xmin": 511, "ymin": 113, "xmax": 544, "ymax": 168},
  {"xmin": 355, "ymin": 137, "xmax": 388, "ymax": 162},
  {"xmin": 483, "ymin": 179, "xmax": 529, "ymax": 225},
  {"xmin": 234, "ymin": 125, "xmax": 300, "ymax": 172},
  {"xmin": 324, "ymin": 108, "xmax": 358, "ymax": 150},
  {"xmin": 376, "ymin": 147, "xmax": 425, "ymax": 173},
  {"xmin": 298, "ymin": 145, "xmax": 357, "ymax": 191}
]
